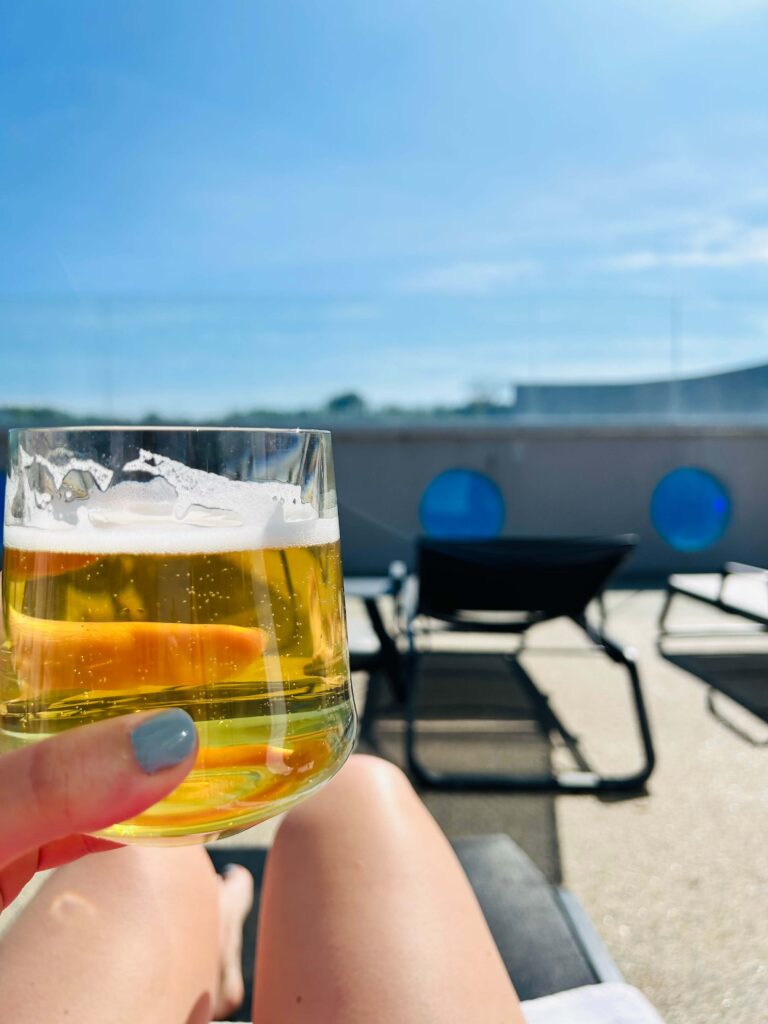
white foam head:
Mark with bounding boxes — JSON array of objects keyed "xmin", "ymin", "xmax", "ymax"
[{"xmin": 5, "ymin": 448, "xmax": 339, "ymax": 554}]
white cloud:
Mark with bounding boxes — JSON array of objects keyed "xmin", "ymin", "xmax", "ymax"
[
  {"xmin": 606, "ymin": 219, "xmax": 768, "ymax": 271},
  {"xmin": 401, "ymin": 259, "xmax": 537, "ymax": 294},
  {"xmin": 646, "ymin": 0, "xmax": 768, "ymax": 23}
]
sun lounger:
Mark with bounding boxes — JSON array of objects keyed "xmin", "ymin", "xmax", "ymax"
[
  {"xmin": 659, "ymin": 562, "xmax": 768, "ymax": 635},
  {"xmin": 210, "ymin": 834, "xmax": 664, "ymax": 1022},
  {"xmin": 345, "ymin": 565, "xmax": 409, "ymax": 740},
  {"xmin": 658, "ymin": 563, "xmax": 768, "ymax": 742},
  {"xmin": 402, "ymin": 536, "xmax": 655, "ymax": 792},
  {"xmin": 346, "ymin": 564, "xmax": 407, "ymax": 678},
  {"xmin": 661, "ymin": 649, "xmax": 768, "ymax": 744}
]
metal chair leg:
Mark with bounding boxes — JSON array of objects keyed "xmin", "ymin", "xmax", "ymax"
[
  {"xmin": 657, "ymin": 587, "xmax": 674, "ymax": 638},
  {"xmin": 706, "ymin": 688, "xmax": 768, "ymax": 747},
  {"xmin": 404, "ymin": 620, "xmax": 655, "ymax": 794}
]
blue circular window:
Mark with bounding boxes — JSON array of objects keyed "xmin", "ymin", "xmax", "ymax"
[
  {"xmin": 419, "ymin": 468, "xmax": 504, "ymax": 539},
  {"xmin": 650, "ymin": 467, "xmax": 731, "ymax": 552}
]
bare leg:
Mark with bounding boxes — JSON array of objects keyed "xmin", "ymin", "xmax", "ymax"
[
  {"xmin": 253, "ymin": 755, "xmax": 525, "ymax": 1024},
  {"xmin": 0, "ymin": 845, "xmax": 250, "ymax": 1024}
]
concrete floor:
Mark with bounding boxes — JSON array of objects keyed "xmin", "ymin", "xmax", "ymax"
[
  {"xmin": 2, "ymin": 589, "xmax": 766, "ymax": 1024},
  {"xmin": 551, "ymin": 590, "xmax": 767, "ymax": 1024}
]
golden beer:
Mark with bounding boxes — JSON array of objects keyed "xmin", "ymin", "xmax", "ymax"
[{"xmin": 0, "ymin": 536, "xmax": 355, "ymax": 842}]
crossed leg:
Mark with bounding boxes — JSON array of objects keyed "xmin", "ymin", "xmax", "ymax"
[
  {"xmin": 0, "ymin": 756, "xmax": 524, "ymax": 1024},
  {"xmin": 0, "ymin": 844, "xmax": 231, "ymax": 1024}
]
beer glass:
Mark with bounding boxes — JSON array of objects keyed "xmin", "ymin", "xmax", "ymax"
[{"xmin": 0, "ymin": 428, "xmax": 356, "ymax": 843}]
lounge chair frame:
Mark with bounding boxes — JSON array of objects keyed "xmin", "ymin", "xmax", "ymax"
[
  {"xmin": 346, "ymin": 566, "xmax": 408, "ymax": 742},
  {"xmin": 403, "ymin": 537, "xmax": 655, "ymax": 794},
  {"xmin": 658, "ymin": 561, "xmax": 768, "ymax": 638},
  {"xmin": 706, "ymin": 688, "xmax": 768, "ymax": 746}
]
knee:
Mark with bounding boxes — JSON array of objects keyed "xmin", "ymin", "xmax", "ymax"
[
  {"xmin": 337, "ymin": 753, "xmax": 410, "ymax": 793},
  {"xmin": 276, "ymin": 755, "xmax": 414, "ymax": 839},
  {"xmin": 57, "ymin": 843, "xmax": 213, "ymax": 888},
  {"xmin": 319, "ymin": 753, "xmax": 414, "ymax": 811},
  {"xmin": 112, "ymin": 845, "xmax": 220, "ymax": 907}
]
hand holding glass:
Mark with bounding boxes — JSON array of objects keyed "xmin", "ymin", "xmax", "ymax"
[{"xmin": 0, "ymin": 428, "xmax": 356, "ymax": 843}]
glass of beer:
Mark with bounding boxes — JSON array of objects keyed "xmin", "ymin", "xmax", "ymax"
[{"xmin": 0, "ymin": 427, "xmax": 356, "ymax": 843}]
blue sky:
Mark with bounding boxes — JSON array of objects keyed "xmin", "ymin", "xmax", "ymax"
[{"xmin": 2, "ymin": 0, "xmax": 768, "ymax": 415}]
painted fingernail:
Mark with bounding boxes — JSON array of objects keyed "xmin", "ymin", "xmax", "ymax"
[{"xmin": 130, "ymin": 709, "xmax": 197, "ymax": 775}]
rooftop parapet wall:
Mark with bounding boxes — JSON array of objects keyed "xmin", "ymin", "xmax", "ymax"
[{"xmin": 331, "ymin": 424, "xmax": 768, "ymax": 578}]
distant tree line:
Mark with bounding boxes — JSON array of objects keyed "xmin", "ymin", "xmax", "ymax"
[{"xmin": 0, "ymin": 391, "xmax": 518, "ymax": 429}]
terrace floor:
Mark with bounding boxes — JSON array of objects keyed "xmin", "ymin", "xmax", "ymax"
[{"xmin": 543, "ymin": 590, "xmax": 767, "ymax": 1024}]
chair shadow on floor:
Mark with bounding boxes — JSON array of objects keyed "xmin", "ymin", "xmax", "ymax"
[
  {"xmin": 358, "ymin": 658, "xmax": 564, "ymax": 885},
  {"xmin": 662, "ymin": 649, "xmax": 768, "ymax": 745}
]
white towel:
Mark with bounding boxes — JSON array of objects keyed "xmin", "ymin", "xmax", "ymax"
[{"xmin": 522, "ymin": 983, "xmax": 664, "ymax": 1024}]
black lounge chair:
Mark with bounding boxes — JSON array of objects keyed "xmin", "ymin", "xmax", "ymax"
[
  {"xmin": 208, "ymin": 833, "xmax": 629, "ymax": 1020},
  {"xmin": 403, "ymin": 536, "xmax": 655, "ymax": 793},
  {"xmin": 346, "ymin": 563, "xmax": 407, "ymax": 697},
  {"xmin": 659, "ymin": 561, "xmax": 768, "ymax": 637},
  {"xmin": 658, "ymin": 564, "xmax": 768, "ymax": 745}
]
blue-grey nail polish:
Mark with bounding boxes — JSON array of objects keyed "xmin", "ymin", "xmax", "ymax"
[{"xmin": 130, "ymin": 709, "xmax": 196, "ymax": 774}]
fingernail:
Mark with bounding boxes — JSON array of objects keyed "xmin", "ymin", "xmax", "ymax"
[{"xmin": 130, "ymin": 709, "xmax": 197, "ymax": 775}]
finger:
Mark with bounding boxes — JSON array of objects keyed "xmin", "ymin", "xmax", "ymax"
[
  {"xmin": 0, "ymin": 709, "xmax": 197, "ymax": 869},
  {"xmin": 0, "ymin": 850, "xmax": 37, "ymax": 913},
  {"xmin": 37, "ymin": 834, "xmax": 122, "ymax": 870}
]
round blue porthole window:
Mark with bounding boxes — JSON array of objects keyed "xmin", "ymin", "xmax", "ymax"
[
  {"xmin": 650, "ymin": 467, "xmax": 731, "ymax": 552},
  {"xmin": 419, "ymin": 468, "xmax": 504, "ymax": 539}
]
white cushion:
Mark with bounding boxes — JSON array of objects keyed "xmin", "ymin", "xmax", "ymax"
[
  {"xmin": 522, "ymin": 983, "xmax": 664, "ymax": 1024},
  {"xmin": 670, "ymin": 572, "xmax": 768, "ymax": 620},
  {"xmin": 668, "ymin": 573, "xmax": 723, "ymax": 602},
  {"xmin": 346, "ymin": 616, "xmax": 381, "ymax": 655}
]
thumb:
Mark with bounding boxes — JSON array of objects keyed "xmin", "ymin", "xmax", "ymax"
[{"xmin": 0, "ymin": 709, "xmax": 197, "ymax": 867}]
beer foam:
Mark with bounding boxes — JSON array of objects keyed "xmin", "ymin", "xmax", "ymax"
[{"xmin": 5, "ymin": 448, "xmax": 339, "ymax": 554}]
